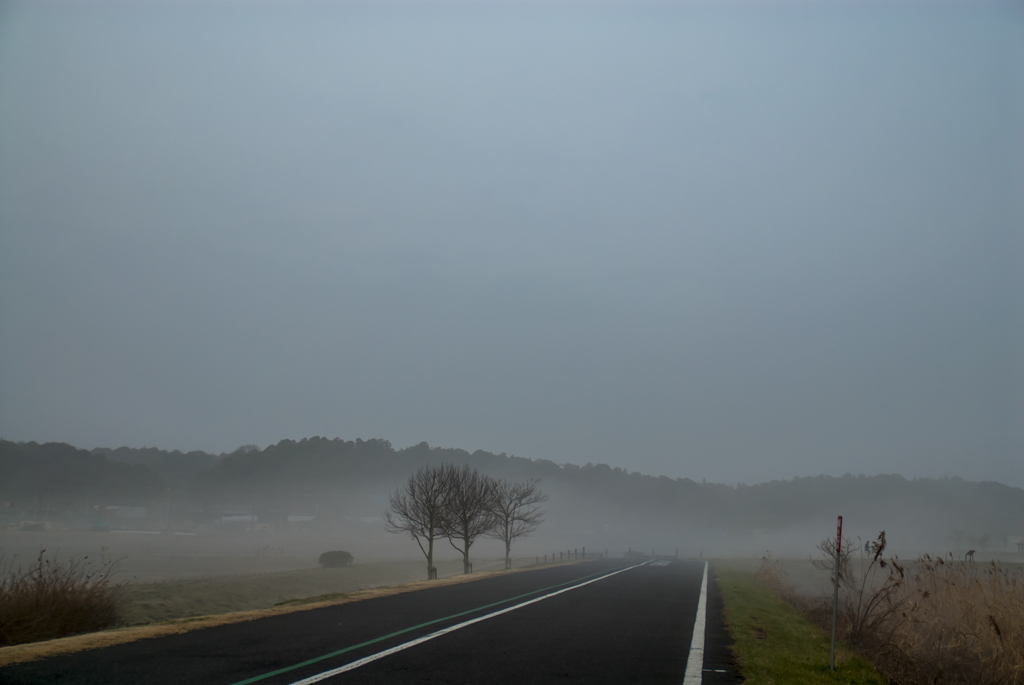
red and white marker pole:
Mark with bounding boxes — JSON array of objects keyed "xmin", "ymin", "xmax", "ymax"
[{"xmin": 830, "ymin": 515, "xmax": 843, "ymax": 671}]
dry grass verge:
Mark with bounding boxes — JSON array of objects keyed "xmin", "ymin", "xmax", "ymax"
[{"xmin": 717, "ymin": 562, "xmax": 885, "ymax": 684}]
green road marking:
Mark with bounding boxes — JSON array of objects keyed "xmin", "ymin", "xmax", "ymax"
[{"xmin": 228, "ymin": 564, "xmax": 625, "ymax": 685}]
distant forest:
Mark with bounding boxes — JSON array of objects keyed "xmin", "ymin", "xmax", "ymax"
[{"xmin": 2, "ymin": 437, "xmax": 1022, "ymax": 553}]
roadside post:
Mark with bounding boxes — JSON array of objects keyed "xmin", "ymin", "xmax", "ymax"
[{"xmin": 830, "ymin": 515, "xmax": 843, "ymax": 671}]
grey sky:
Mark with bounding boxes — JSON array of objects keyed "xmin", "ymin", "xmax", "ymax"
[{"xmin": 1, "ymin": 1, "xmax": 1022, "ymax": 487}]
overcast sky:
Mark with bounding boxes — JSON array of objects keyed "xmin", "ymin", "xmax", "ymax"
[{"xmin": 1, "ymin": 0, "xmax": 1022, "ymax": 487}]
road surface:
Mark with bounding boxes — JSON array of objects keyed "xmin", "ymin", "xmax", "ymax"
[{"xmin": 1, "ymin": 559, "xmax": 739, "ymax": 684}]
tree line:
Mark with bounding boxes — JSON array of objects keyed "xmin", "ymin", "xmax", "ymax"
[
  {"xmin": 384, "ymin": 464, "xmax": 547, "ymax": 579},
  {"xmin": 6, "ymin": 437, "xmax": 1024, "ymax": 549}
]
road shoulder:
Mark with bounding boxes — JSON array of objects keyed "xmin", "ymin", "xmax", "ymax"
[{"xmin": 714, "ymin": 563, "xmax": 886, "ymax": 685}]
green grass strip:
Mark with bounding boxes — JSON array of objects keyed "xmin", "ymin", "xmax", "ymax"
[
  {"xmin": 229, "ymin": 564, "xmax": 622, "ymax": 685},
  {"xmin": 715, "ymin": 565, "xmax": 886, "ymax": 685}
]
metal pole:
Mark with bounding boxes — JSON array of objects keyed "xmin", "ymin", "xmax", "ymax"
[{"xmin": 830, "ymin": 515, "xmax": 843, "ymax": 671}]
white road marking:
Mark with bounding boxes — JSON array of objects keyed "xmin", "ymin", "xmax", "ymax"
[
  {"xmin": 683, "ymin": 561, "xmax": 709, "ymax": 685},
  {"xmin": 286, "ymin": 563, "xmax": 647, "ymax": 685}
]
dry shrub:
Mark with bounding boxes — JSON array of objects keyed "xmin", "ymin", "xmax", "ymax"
[
  {"xmin": 822, "ymin": 531, "xmax": 909, "ymax": 646},
  {"xmin": 803, "ymin": 531, "xmax": 1023, "ymax": 684},
  {"xmin": 0, "ymin": 549, "xmax": 126, "ymax": 646},
  {"xmin": 754, "ymin": 552, "xmax": 788, "ymax": 593},
  {"xmin": 318, "ymin": 550, "xmax": 354, "ymax": 568},
  {"xmin": 874, "ymin": 555, "xmax": 1024, "ymax": 685},
  {"xmin": 753, "ymin": 552, "xmax": 806, "ymax": 609}
]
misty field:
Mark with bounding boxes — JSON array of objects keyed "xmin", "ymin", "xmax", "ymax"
[
  {"xmin": 118, "ymin": 557, "xmax": 522, "ymax": 624},
  {"xmin": 1, "ymin": 531, "xmax": 548, "ymax": 645},
  {"xmin": 0, "ymin": 531, "xmax": 369, "ymax": 582}
]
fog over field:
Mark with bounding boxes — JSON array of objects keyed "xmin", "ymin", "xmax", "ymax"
[
  {"xmin": 1, "ymin": 0, "xmax": 1023, "ymax": 575},
  {"xmin": 4, "ymin": 438, "xmax": 1024, "ymax": 583}
]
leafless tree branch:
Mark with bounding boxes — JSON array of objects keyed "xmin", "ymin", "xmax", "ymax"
[
  {"xmin": 440, "ymin": 464, "xmax": 496, "ymax": 575},
  {"xmin": 487, "ymin": 478, "xmax": 547, "ymax": 569},
  {"xmin": 384, "ymin": 464, "xmax": 452, "ymax": 579}
]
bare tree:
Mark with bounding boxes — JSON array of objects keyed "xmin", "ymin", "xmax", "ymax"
[
  {"xmin": 441, "ymin": 464, "xmax": 495, "ymax": 574},
  {"xmin": 384, "ymin": 464, "xmax": 451, "ymax": 580},
  {"xmin": 487, "ymin": 478, "xmax": 547, "ymax": 569}
]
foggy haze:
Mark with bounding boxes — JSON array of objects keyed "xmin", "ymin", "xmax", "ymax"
[{"xmin": 1, "ymin": 0, "xmax": 1022, "ymax": 488}]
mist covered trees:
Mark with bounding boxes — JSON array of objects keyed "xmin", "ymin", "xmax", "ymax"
[
  {"xmin": 443, "ymin": 464, "xmax": 495, "ymax": 575},
  {"xmin": 383, "ymin": 464, "xmax": 452, "ymax": 580},
  {"xmin": 0, "ymin": 440, "xmax": 167, "ymax": 509},
  {"xmin": 384, "ymin": 464, "xmax": 547, "ymax": 578},
  {"xmin": 487, "ymin": 478, "xmax": 547, "ymax": 570}
]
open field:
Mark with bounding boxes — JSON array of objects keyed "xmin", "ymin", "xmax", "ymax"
[
  {"xmin": 119, "ymin": 557, "xmax": 531, "ymax": 624},
  {"xmin": 0, "ymin": 529, "xmax": 577, "ymax": 581},
  {"xmin": 0, "ymin": 530, "xmax": 402, "ymax": 581}
]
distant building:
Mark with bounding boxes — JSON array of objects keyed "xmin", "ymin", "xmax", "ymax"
[
  {"xmin": 215, "ymin": 515, "xmax": 257, "ymax": 526},
  {"xmin": 19, "ymin": 520, "xmax": 58, "ymax": 531},
  {"xmin": 111, "ymin": 506, "xmax": 148, "ymax": 520}
]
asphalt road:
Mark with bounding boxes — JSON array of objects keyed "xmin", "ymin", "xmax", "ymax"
[{"xmin": 1, "ymin": 559, "xmax": 740, "ymax": 685}]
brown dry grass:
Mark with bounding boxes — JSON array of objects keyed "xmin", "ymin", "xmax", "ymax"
[
  {"xmin": 0, "ymin": 550, "xmax": 126, "ymax": 647},
  {"xmin": 873, "ymin": 556, "xmax": 1024, "ymax": 685},
  {"xmin": 0, "ymin": 557, "xmax": 585, "ymax": 667},
  {"xmin": 752, "ymin": 544, "xmax": 1023, "ymax": 685},
  {"xmin": 752, "ymin": 553, "xmax": 799, "ymax": 604}
]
